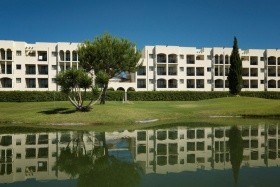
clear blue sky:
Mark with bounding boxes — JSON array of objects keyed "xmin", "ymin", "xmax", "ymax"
[{"xmin": 1, "ymin": 0, "xmax": 280, "ymax": 50}]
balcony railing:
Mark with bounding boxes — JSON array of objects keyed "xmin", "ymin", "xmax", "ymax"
[
  {"xmin": 39, "ymin": 70, "xmax": 48, "ymax": 75},
  {"xmin": 168, "ymin": 72, "xmax": 177, "ymax": 75},
  {"xmin": 157, "ymin": 84, "xmax": 166, "ymax": 88},
  {"xmin": 157, "ymin": 72, "xmax": 166, "ymax": 75},
  {"xmin": 26, "ymin": 70, "xmax": 36, "ymax": 75}
]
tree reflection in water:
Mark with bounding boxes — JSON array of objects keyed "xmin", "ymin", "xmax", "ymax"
[
  {"xmin": 229, "ymin": 126, "xmax": 244, "ymax": 185},
  {"xmin": 54, "ymin": 131, "xmax": 142, "ymax": 187}
]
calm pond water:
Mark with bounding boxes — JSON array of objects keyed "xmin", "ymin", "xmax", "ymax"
[{"xmin": 0, "ymin": 123, "xmax": 280, "ymax": 187}]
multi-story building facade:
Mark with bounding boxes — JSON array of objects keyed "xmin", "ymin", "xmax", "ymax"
[
  {"xmin": 1, "ymin": 124, "xmax": 279, "ymax": 183},
  {"xmin": 1, "ymin": 40, "xmax": 279, "ymax": 91}
]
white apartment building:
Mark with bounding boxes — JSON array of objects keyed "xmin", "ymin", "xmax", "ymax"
[{"xmin": 0, "ymin": 40, "xmax": 279, "ymax": 92}]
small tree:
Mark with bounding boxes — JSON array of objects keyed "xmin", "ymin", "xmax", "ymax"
[
  {"xmin": 55, "ymin": 69, "xmax": 99, "ymax": 111},
  {"xmin": 78, "ymin": 33, "xmax": 141, "ymax": 104},
  {"xmin": 228, "ymin": 37, "xmax": 243, "ymax": 95}
]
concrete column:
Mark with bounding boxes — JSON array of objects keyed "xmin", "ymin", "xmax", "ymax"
[
  {"xmin": 124, "ymin": 91, "xmax": 127, "ymax": 102},
  {"xmin": 5, "ymin": 61, "xmax": 7, "ymax": 74}
]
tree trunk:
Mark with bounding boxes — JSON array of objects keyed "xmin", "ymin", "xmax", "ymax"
[{"xmin": 100, "ymin": 84, "xmax": 108, "ymax": 105}]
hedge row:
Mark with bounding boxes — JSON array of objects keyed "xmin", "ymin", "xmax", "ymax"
[
  {"xmin": 0, "ymin": 91, "xmax": 124, "ymax": 102},
  {"xmin": 240, "ymin": 91, "xmax": 280, "ymax": 99},
  {"xmin": 0, "ymin": 91, "xmax": 279, "ymax": 102},
  {"xmin": 127, "ymin": 91, "xmax": 230, "ymax": 101}
]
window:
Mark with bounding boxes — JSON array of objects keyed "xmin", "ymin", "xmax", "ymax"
[
  {"xmin": 149, "ymin": 54, "xmax": 154, "ymax": 59},
  {"xmin": 137, "ymin": 66, "xmax": 146, "ymax": 75},
  {"xmin": 260, "ymin": 57, "xmax": 264, "ymax": 61},
  {"xmin": 260, "ymin": 80, "xmax": 264, "ymax": 84},
  {"xmin": 38, "ymin": 51, "xmax": 47, "ymax": 61},
  {"xmin": 16, "ymin": 50, "xmax": 22, "ymax": 56},
  {"xmin": 207, "ymin": 67, "xmax": 211, "ymax": 72},
  {"xmin": 16, "ymin": 64, "xmax": 21, "ymax": 69},
  {"xmin": 25, "ymin": 148, "xmax": 36, "ymax": 158},
  {"xmin": 137, "ymin": 79, "xmax": 146, "ymax": 88},
  {"xmin": 16, "ymin": 78, "xmax": 21, "ymax": 83},
  {"xmin": 16, "ymin": 153, "xmax": 21, "ymax": 159}
]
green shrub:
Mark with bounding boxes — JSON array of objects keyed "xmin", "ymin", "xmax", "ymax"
[
  {"xmin": 0, "ymin": 91, "xmax": 279, "ymax": 102},
  {"xmin": 127, "ymin": 91, "xmax": 230, "ymax": 101}
]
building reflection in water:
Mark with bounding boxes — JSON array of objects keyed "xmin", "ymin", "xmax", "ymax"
[{"xmin": 0, "ymin": 124, "xmax": 279, "ymax": 184}]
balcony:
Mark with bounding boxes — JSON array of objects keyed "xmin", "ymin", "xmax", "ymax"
[
  {"xmin": 137, "ymin": 66, "xmax": 146, "ymax": 76},
  {"xmin": 196, "ymin": 79, "xmax": 204, "ymax": 88},
  {"xmin": 168, "ymin": 79, "xmax": 177, "ymax": 88},
  {"xmin": 72, "ymin": 51, "xmax": 78, "ymax": 61},
  {"xmin": 187, "ymin": 55, "xmax": 195, "ymax": 64},
  {"xmin": 157, "ymin": 54, "xmax": 166, "ymax": 63},
  {"xmin": 6, "ymin": 50, "xmax": 12, "ymax": 60},
  {"xmin": 242, "ymin": 68, "xmax": 249, "ymax": 77},
  {"xmin": 187, "ymin": 67, "xmax": 195, "ymax": 76},
  {"xmin": 268, "ymin": 56, "xmax": 276, "ymax": 65},
  {"xmin": 0, "ymin": 78, "xmax": 12, "ymax": 88},
  {"xmin": 187, "ymin": 79, "xmax": 195, "ymax": 88},
  {"xmin": 196, "ymin": 67, "xmax": 204, "ymax": 76},
  {"xmin": 38, "ymin": 51, "xmax": 47, "ymax": 61},
  {"xmin": 168, "ymin": 54, "xmax": 177, "ymax": 63},
  {"xmin": 26, "ymin": 78, "xmax": 36, "ymax": 88},
  {"xmin": 38, "ymin": 79, "xmax": 48, "ymax": 88},
  {"xmin": 26, "ymin": 70, "xmax": 36, "ymax": 75},
  {"xmin": 157, "ymin": 79, "xmax": 166, "ymax": 88}
]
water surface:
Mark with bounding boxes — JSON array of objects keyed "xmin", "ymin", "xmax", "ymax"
[{"xmin": 0, "ymin": 123, "xmax": 280, "ymax": 187}]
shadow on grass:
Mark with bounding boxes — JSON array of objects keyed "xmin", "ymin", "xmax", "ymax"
[{"xmin": 38, "ymin": 108, "xmax": 77, "ymax": 115}]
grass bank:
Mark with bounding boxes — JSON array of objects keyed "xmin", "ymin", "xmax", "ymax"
[{"xmin": 0, "ymin": 97, "xmax": 279, "ymax": 131}]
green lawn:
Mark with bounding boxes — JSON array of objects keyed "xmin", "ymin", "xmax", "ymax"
[{"xmin": 0, "ymin": 97, "xmax": 279, "ymax": 131}]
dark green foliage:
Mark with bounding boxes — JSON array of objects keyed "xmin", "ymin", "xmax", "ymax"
[
  {"xmin": 128, "ymin": 91, "xmax": 230, "ymax": 101},
  {"xmin": 0, "ymin": 91, "xmax": 279, "ymax": 102},
  {"xmin": 78, "ymin": 33, "xmax": 141, "ymax": 104},
  {"xmin": 228, "ymin": 37, "xmax": 243, "ymax": 95},
  {"xmin": 228, "ymin": 126, "xmax": 244, "ymax": 185}
]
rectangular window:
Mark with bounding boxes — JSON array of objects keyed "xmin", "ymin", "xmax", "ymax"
[
  {"xmin": 16, "ymin": 64, "xmax": 21, "ymax": 70},
  {"xmin": 16, "ymin": 78, "xmax": 21, "ymax": 83},
  {"xmin": 260, "ymin": 57, "xmax": 264, "ymax": 61},
  {"xmin": 38, "ymin": 51, "xmax": 47, "ymax": 61},
  {"xmin": 207, "ymin": 67, "xmax": 211, "ymax": 72},
  {"xmin": 16, "ymin": 50, "xmax": 22, "ymax": 56},
  {"xmin": 260, "ymin": 80, "xmax": 264, "ymax": 84}
]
